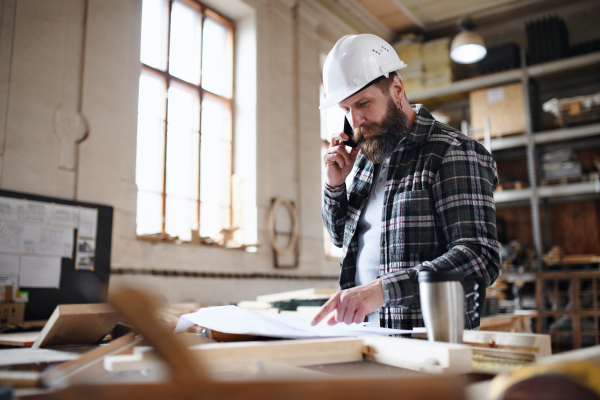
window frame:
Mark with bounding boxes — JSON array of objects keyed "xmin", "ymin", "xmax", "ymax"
[{"xmin": 137, "ymin": 0, "xmax": 235, "ymax": 238}]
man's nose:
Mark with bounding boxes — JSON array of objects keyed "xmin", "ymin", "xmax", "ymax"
[{"xmin": 349, "ymin": 111, "xmax": 363, "ymax": 129}]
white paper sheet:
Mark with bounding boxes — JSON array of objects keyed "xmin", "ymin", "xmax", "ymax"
[
  {"xmin": 174, "ymin": 305, "xmax": 414, "ymax": 338},
  {"xmin": 37, "ymin": 226, "xmax": 74, "ymax": 257},
  {"xmin": 25, "ymin": 201, "xmax": 51, "ymax": 224},
  {"xmin": 0, "ymin": 222, "xmax": 25, "ymax": 253},
  {"xmin": 78, "ymin": 207, "xmax": 98, "ymax": 238},
  {"xmin": 50, "ymin": 204, "xmax": 79, "ymax": 228},
  {"xmin": 0, "ymin": 254, "xmax": 20, "ymax": 291},
  {"xmin": 0, "ymin": 197, "xmax": 25, "ymax": 221},
  {"xmin": 19, "ymin": 255, "xmax": 61, "ymax": 288}
]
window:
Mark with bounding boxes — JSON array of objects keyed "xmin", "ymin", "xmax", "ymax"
[
  {"xmin": 136, "ymin": 0, "xmax": 234, "ymax": 242},
  {"xmin": 320, "ymin": 84, "xmax": 354, "ymax": 259}
]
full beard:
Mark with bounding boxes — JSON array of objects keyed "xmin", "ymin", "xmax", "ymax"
[{"xmin": 354, "ymin": 99, "xmax": 409, "ymax": 164}]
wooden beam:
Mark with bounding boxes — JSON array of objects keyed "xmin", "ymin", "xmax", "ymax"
[
  {"xmin": 41, "ymin": 332, "xmax": 140, "ymax": 387},
  {"xmin": 109, "ymin": 287, "xmax": 210, "ymax": 384},
  {"xmin": 32, "ymin": 304, "xmax": 121, "ymax": 349},
  {"xmin": 362, "ymin": 336, "xmax": 473, "ymax": 374},
  {"xmin": 24, "ymin": 375, "xmax": 465, "ymax": 400},
  {"xmin": 463, "ymin": 330, "xmax": 551, "ymax": 358}
]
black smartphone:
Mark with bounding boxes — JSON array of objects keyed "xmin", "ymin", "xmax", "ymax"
[{"xmin": 343, "ymin": 117, "xmax": 357, "ymax": 148}]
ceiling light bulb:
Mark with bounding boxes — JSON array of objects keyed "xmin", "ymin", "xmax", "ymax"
[{"xmin": 450, "ymin": 19, "xmax": 487, "ymax": 64}]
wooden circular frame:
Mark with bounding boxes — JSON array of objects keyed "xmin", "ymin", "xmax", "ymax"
[{"xmin": 268, "ymin": 198, "xmax": 298, "ymax": 257}]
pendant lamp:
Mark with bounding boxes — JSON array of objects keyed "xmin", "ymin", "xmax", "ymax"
[{"xmin": 450, "ymin": 18, "xmax": 487, "ymax": 64}]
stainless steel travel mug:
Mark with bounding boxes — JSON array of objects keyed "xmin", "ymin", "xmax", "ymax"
[{"xmin": 418, "ymin": 270, "xmax": 486, "ymax": 343}]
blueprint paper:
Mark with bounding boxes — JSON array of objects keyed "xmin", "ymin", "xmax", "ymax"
[{"xmin": 174, "ymin": 305, "xmax": 413, "ymax": 338}]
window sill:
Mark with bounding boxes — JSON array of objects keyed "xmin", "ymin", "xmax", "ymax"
[{"xmin": 136, "ymin": 233, "xmax": 260, "ymax": 252}]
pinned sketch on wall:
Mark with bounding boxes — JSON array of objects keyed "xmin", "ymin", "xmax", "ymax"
[
  {"xmin": 0, "ymin": 222, "xmax": 25, "ymax": 253},
  {"xmin": 25, "ymin": 200, "xmax": 52, "ymax": 224},
  {"xmin": 77, "ymin": 207, "xmax": 98, "ymax": 238},
  {"xmin": 0, "ymin": 254, "xmax": 20, "ymax": 295},
  {"xmin": 19, "ymin": 255, "xmax": 61, "ymax": 289},
  {"xmin": 0, "ymin": 197, "xmax": 25, "ymax": 221},
  {"xmin": 50, "ymin": 203, "xmax": 79, "ymax": 228},
  {"xmin": 75, "ymin": 238, "xmax": 95, "ymax": 270}
]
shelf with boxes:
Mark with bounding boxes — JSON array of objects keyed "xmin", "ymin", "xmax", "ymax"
[
  {"xmin": 404, "ymin": 46, "xmax": 600, "ymax": 270},
  {"xmin": 407, "ymin": 51, "xmax": 600, "ymax": 104}
]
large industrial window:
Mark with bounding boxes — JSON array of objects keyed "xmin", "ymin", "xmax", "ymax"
[
  {"xmin": 320, "ymin": 84, "xmax": 350, "ymax": 259},
  {"xmin": 136, "ymin": 0, "xmax": 234, "ymax": 242}
]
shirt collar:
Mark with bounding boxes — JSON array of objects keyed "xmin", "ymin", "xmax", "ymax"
[{"xmin": 404, "ymin": 104, "xmax": 435, "ymax": 145}]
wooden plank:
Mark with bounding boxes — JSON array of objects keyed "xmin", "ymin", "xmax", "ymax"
[
  {"xmin": 24, "ymin": 376, "xmax": 465, "ymax": 400},
  {"xmin": 192, "ymin": 337, "xmax": 364, "ymax": 366},
  {"xmin": 109, "ymin": 287, "xmax": 210, "ymax": 383},
  {"xmin": 362, "ymin": 336, "xmax": 473, "ymax": 374},
  {"xmin": 32, "ymin": 304, "xmax": 121, "ymax": 348},
  {"xmin": 41, "ymin": 332, "xmax": 140, "ymax": 388},
  {"xmin": 463, "ymin": 330, "xmax": 552, "ymax": 358},
  {"xmin": 256, "ymin": 288, "xmax": 337, "ymax": 303},
  {"xmin": 0, "ymin": 331, "xmax": 40, "ymax": 347}
]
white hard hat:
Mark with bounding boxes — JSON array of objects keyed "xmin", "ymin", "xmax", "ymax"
[{"xmin": 320, "ymin": 34, "xmax": 407, "ymax": 109}]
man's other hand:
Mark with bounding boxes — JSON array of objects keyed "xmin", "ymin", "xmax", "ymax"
[
  {"xmin": 311, "ymin": 279, "xmax": 385, "ymax": 326},
  {"xmin": 323, "ymin": 132, "xmax": 360, "ymax": 187}
]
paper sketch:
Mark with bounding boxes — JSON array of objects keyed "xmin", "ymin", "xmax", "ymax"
[
  {"xmin": 0, "ymin": 197, "xmax": 25, "ymax": 221},
  {"xmin": 25, "ymin": 201, "xmax": 51, "ymax": 224},
  {"xmin": 0, "ymin": 254, "xmax": 20, "ymax": 291},
  {"xmin": 175, "ymin": 305, "xmax": 414, "ymax": 339},
  {"xmin": 0, "ymin": 222, "xmax": 24, "ymax": 253},
  {"xmin": 19, "ymin": 255, "xmax": 61, "ymax": 288},
  {"xmin": 78, "ymin": 207, "xmax": 98, "ymax": 238},
  {"xmin": 50, "ymin": 204, "xmax": 79, "ymax": 228}
]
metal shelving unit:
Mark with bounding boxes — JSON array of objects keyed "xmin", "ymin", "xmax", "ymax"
[
  {"xmin": 409, "ymin": 51, "xmax": 600, "ymax": 103},
  {"xmin": 409, "ymin": 50, "xmax": 600, "ymax": 271}
]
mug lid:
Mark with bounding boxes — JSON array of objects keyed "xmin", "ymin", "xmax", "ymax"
[{"xmin": 418, "ymin": 270, "xmax": 464, "ymax": 283}]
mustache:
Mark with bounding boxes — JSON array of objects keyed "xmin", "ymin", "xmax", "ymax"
[{"xmin": 353, "ymin": 123, "xmax": 387, "ymax": 144}]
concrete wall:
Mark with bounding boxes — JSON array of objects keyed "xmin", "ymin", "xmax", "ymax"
[{"xmin": 0, "ymin": 0, "xmax": 390, "ymax": 305}]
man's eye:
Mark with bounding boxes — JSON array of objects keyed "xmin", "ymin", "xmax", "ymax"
[{"xmin": 359, "ymin": 102, "xmax": 369, "ymax": 108}]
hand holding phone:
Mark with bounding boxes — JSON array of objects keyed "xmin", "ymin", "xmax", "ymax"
[
  {"xmin": 343, "ymin": 118, "xmax": 357, "ymax": 148},
  {"xmin": 323, "ymin": 118, "xmax": 360, "ymax": 188}
]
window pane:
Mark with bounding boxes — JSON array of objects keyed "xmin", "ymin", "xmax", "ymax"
[
  {"xmin": 169, "ymin": 1, "xmax": 202, "ymax": 85},
  {"xmin": 137, "ymin": 191, "xmax": 163, "ymax": 235},
  {"xmin": 201, "ymin": 17, "xmax": 232, "ymax": 98},
  {"xmin": 136, "ymin": 70, "xmax": 166, "ymax": 193},
  {"xmin": 320, "ymin": 84, "xmax": 345, "ymax": 142},
  {"xmin": 201, "ymin": 95, "xmax": 231, "ymax": 140},
  {"xmin": 167, "ymin": 81, "xmax": 200, "ymax": 130},
  {"xmin": 166, "ymin": 82, "xmax": 200, "ymax": 200},
  {"xmin": 200, "ymin": 96, "xmax": 231, "ymax": 237},
  {"xmin": 140, "ymin": 0, "xmax": 169, "ymax": 70},
  {"xmin": 165, "ymin": 196, "xmax": 197, "ymax": 241}
]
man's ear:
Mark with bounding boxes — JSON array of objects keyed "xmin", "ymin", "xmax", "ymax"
[{"xmin": 389, "ymin": 75, "xmax": 404, "ymax": 106}]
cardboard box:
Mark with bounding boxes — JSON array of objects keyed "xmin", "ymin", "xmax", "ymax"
[
  {"xmin": 0, "ymin": 302, "xmax": 25, "ymax": 325},
  {"xmin": 469, "ymin": 82, "xmax": 526, "ymax": 139}
]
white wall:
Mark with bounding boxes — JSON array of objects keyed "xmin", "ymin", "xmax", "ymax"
[{"xmin": 0, "ymin": 0, "xmax": 391, "ymax": 305}]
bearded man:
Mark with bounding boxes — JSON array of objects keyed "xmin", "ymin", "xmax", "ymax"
[{"xmin": 311, "ymin": 34, "xmax": 500, "ymax": 332}]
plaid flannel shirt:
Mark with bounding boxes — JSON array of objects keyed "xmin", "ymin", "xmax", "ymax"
[{"xmin": 322, "ymin": 104, "xmax": 500, "ymax": 331}]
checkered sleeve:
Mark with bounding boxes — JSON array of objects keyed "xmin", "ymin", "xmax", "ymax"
[
  {"xmin": 381, "ymin": 140, "xmax": 500, "ymax": 308},
  {"xmin": 322, "ymin": 186, "xmax": 348, "ymax": 248}
]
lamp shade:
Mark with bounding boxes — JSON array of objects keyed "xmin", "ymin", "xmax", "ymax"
[{"xmin": 450, "ymin": 31, "xmax": 487, "ymax": 64}]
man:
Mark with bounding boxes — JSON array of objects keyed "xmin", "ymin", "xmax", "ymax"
[{"xmin": 311, "ymin": 34, "xmax": 499, "ymax": 331}]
